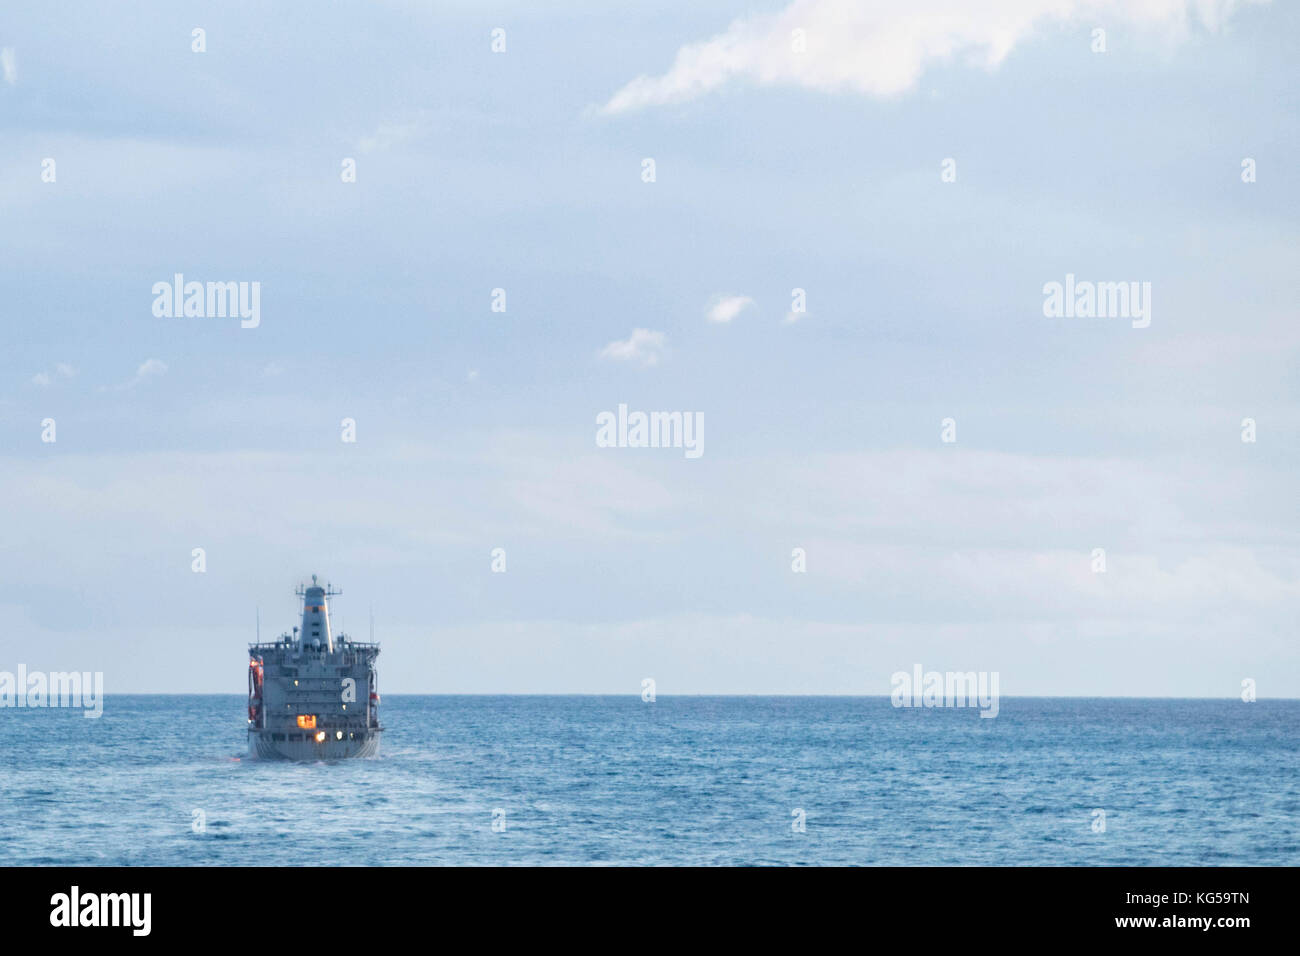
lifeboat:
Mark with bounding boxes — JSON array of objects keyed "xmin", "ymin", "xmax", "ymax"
[{"xmin": 248, "ymin": 658, "xmax": 264, "ymax": 721}]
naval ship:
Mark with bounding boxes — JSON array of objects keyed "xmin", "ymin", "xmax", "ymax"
[{"xmin": 247, "ymin": 576, "xmax": 381, "ymax": 759}]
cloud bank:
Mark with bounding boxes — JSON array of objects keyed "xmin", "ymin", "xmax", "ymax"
[{"xmin": 601, "ymin": 0, "xmax": 1262, "ymax": 114}]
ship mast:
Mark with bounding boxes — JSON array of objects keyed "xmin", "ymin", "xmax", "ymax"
[{"xmin": 294, "ymin": 574, "xmax": 341, "ymax": 652}]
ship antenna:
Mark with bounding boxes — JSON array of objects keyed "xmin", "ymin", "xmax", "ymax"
[{"xmin": 256, "ymin": 606, "xmax": 260, "ymax": 642}]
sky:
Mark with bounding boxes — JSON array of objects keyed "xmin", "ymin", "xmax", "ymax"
[{"xmin": 1, "ymin": 0, "xmax": 1296, "ymax": 694}]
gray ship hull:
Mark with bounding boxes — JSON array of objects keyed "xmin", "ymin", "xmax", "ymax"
[
  {"xmin": 247, "ymin": 576, "xmax": 383, "ymax": 762},
  {"xmin": 248, "ymin": 729, "xmax": 381, "ymax": 760}
]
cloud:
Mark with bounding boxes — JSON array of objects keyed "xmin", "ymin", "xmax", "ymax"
[
  {"xmin": 2, "ymin": 440, "xmax": 1288, "ymax": 694},
  {"xmin": 706, "ymin": 294, "xmax": 755, "ymax": 323},
  {"xmin": 106, "ymin": 358, "xmax": 167, "ymax": 390},
  {"xmin": 132, "ymin": 358, "xmax": 167, "ymax": 384},
  {"xmin": 32, "ymin": 363, "xmax": 77, "ymax": 387},
  {"xmin": 358, "ymin": 114, "xmax": 430, "ymax": 153},
  {"xmin": 599, "ymin": 328, "xmax": 667, "ymax": 366},
  {"xmin": 600, "ymin": 0, "xmax": 1262, "ymax": 114},
  {"xmin": 1, "ymin": 48, "xmax": 15, "ymax": 87}
]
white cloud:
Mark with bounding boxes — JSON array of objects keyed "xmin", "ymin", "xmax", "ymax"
[
  {"xmin": 32, "ymin": 363, "xmax": 77, "ymax": 387},
  {"xmin": 134, "ymin": 358, "xmax": 167, "ymax": 380},
  {"xmin": 358, "ymin": 114, "xmax": 430, "ymax": 153},
  {"xmin": 599, "ymin": 327, "xmax": 666, "ymax": 366},
  {"xmin": 601, "ymin": 0, "xmax": 1263, "ymax": 114},
  {"xmin": 110, "ymin": 358, "xmax": 167, "ymax": 389},
  {"xmin": 706, "ymin": 294, "xmax": 755, "ymax": 323},
  {"xmin": 1, "ymin": 48, "xmax": 15, "ymax": 87},
  {"xmin": 0, "ymin": 436, "xmax": 1292, "ymax": 694}
]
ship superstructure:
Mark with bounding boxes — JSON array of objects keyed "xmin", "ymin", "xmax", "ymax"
[{"xmin": 247, "ymin": 576, "xmax": 381, "ymax": 759}]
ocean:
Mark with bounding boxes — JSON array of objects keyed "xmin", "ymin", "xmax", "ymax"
[{"xmin": 3, "ymin": 696, "xmax": 1296, "ymax": 866}]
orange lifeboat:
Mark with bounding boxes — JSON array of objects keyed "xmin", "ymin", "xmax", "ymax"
[{"xmin": 248, "ymin": 658, "xmax": 264, "ymax": 721}]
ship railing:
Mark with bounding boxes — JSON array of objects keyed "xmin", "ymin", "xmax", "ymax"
[{"xmin": 248, "ymin": 640, "xmax": 378, "ymax": 651}]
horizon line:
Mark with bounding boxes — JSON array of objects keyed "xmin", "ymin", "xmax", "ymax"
[{"xmin": 53, "ymin": 692, "xmax": 1297, "ymax": 701}]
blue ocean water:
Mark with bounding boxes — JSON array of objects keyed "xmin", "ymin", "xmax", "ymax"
[{"xmin": 2, "ymin": 696, "xmax": 1295, "ymax": 866}]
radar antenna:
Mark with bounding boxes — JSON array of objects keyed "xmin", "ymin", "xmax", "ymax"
[{"xmin": 295, "ymin": 574, "xmax": 343, "ymax": 601}]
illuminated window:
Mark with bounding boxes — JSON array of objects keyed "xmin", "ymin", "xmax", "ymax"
[{"xmin": 296, "ymin": 715, "xmax": 317, "ymax": 729}]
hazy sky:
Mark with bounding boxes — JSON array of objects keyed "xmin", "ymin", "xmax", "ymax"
[{"xmin": 1, "ymin": 1, "xmax": 1296, "ymax": 694}]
